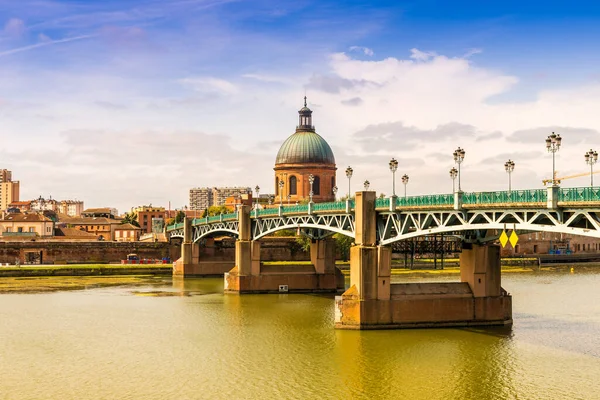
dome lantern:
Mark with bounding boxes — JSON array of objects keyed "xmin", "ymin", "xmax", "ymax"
[{"xmin": 298, "ymin": 96, "xmax": 314, "ymax": 130}]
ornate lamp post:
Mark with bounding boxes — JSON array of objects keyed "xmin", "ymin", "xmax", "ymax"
[
  {"xmin": 254, "ymin": 185, "xmax": 260, "ymax": 208},
  {"xmin": 389, "ymin": 158, "xmax": 399, "ymax": 196},
  {"xmin": 504, "ymin": 160, "xmax": 515, "ymax": 193},
  {"xmin": 332, "ymin": 185, "xmax": 338, "ymax": 200},
  {"xmin": 278, "ymin": 180, "xmax": 284, "ymax": 206},
  {"xmin": 308, "ymin": 174, "xmax": 315, "ymax": 203},
  {"xmin": 453, "ymin": 147, "xmax": 465, "ymax": 192},
  {"xmin": 401, "ymin": 174, "xmax": 409, "ymax": 198},
  {"xmin": 585, "ymin": 149, "xmax": 598, "ymax": 187},
  {"xmin": 345, "ymin": 166, "xmax": 353, "ymax": 198},
  {"xmin": 449, "ymin": 167, "xmax": 458, "ymax": 193},
  {"xmin": 363, "ymin": 180, "xmax": 370, "ymax": 190},
  {"xmin": 545, "ymin": 132, "xmax": 562, "ymax": 186}
]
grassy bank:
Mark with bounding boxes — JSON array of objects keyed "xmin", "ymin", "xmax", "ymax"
[
  {"xmin": 0, "ymin": 275, "xmax": 165, "ymax": 293},
  {"xmin": 0, "ymin": 264, "xmax": 172, "ymax": 277}
]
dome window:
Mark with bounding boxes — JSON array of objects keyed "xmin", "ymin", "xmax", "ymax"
[{"xmin": 289, "ymin": 176, "xmax": 297, "ymax": 195}]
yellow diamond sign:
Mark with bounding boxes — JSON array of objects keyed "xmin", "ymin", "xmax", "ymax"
[
  {"xmin": 499, "ymin": 230, "xmax": 509, "ymax": 248},
  {"xmin": 509, "ymin": 230, "xmax": 519, "ymax": 248}
]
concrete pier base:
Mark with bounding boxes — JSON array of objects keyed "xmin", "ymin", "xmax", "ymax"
[
  {"xmin": 173, "ymin": 234, "xmax": 234, "ymax": 277},
  {"xmin": 334, "ymin": 282, "xmax": 512, "ymax": 329},
  {"xmin": 334, "ymin": 191, "xmax": 512, "ymax": 330},
  {"xmin": 224, "ymin": 264, "xmax": 345, "ymax": 293},
  {"xmin": 173, "ymin": 259, "xmax": 234, "ymax": 277}
]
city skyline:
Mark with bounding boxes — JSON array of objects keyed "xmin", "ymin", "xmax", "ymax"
[{"xmin": 2, "ymin": 1, "xmax": 600, "ymax": 211}]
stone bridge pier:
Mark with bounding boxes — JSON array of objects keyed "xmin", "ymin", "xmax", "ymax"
[
  {"xmin": 173, "ymin": 218, "xmax": 235, "ymax": 277},
  {"xmin": 334, "ymin": 191, "xmax": 513, "ymax": 330},
  {"xmin": 224, "ymin": 205, "xmax": 344, "ymax": 293}
]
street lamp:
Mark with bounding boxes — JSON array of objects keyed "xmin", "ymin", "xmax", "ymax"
[
  {"xmin": 504, "ymin": 160, "xmax": 515, "ymax": 193},
  {"xmin": 545, "ymin": 132, "xmax": 562, "ymax": 186},
  {"xmin": 332, "ymin": 185, "xmax": 338, "ymax": 199},
  {"xmin": 278, "ymin": 180, "xmax": 284, "ymax": 205},
  {"xmin": 453, "ymin": 147, "xmax": 465, "ymax": 191},
  {"xmin": 389, "ymin": 158, "xmax": 399, "ymax": 196},
  {"xmin": 308, "ymin": 174, "xmax": 315, "ymax": 203},
  {"xmin": 364, "ymin": 180, "xmax": 370, "ymax": 190},
  {"xmin": 449, "ymin": 167, "xmax": 458, "ymax": 193},
  {"xmin": 401, "ymin": 174, "xmax": 409, "ymax": 198},
  {"xmin": 345, "ymin": 166, "xmax": 353, "ymax": 198},
  {"xmin": 585, "ymin": 149, "xmax": 598, "ymax": 187},
  {"xmin": 255, "ymin": 185, "xmax": 260, "ymax": 208}
]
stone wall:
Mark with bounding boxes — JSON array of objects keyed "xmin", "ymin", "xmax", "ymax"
[
  {"xmin": 0, "ymin": 242, "xmax": 179, "ymax": 265},
  {"xmin": 199, "ymin": 237, "xmax": 310, "ymax": 262},
  {"xmin": 500, "ymin": 232, "xmax": 600, "ymax": 257},
  {"xmin": 0, "ymin": 237, "xmax": 310, "ymax": 265}
]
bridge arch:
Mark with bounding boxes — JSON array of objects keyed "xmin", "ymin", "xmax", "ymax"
[{"xmin": 378, "ymin": 209, "xmax": 600, "ymax": 246}]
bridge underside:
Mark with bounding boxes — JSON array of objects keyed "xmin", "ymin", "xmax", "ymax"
[{"xmin": 224, "ymin": 238, "xmax": 345, "ymax": 294}]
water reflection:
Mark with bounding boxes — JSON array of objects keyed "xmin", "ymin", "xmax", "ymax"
[{"xmin": 0, "ymin": 270, "xmax": 598, "ymax": 399}]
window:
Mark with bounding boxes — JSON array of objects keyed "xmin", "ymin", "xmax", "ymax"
[
  {"xmin": 29, "ymin": 227, "xmax": 35, "ymax": 233},
  {"xmin": 313, "ymin": 176, "xmax": 320, "ymax": 195},
  {"xmin": 17, "ymin": 227, "xmax": 23, "ymax": 233},
  {"xmin": 289, "ymin": 176, "xmax": 297, "ymax": 195},
  {"xmin": 331, "ymin": 176, "xmax": 335, "ymax": 193},
  {"xmin": 533, "ymin": 245, "xmax": 538, "ymax": 253},
  {"xmin": 6, "ymin": 227, "xmax": 11, "ymax": 232}
]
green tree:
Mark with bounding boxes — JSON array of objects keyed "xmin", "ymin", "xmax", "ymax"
[
  {"xmin": 295, "ymin": 234, "xmax": 311, "ymax": 252},
  {"xmin": 121, "ymin": 212, "xmax": 140, "ymax": 227},
  {"xmin": 174, "ymin": 210, "xmax": 186, "ymax": 224},
  {"xmin": 201, "ymin": 205, "xmax": 231, "ymax": 217},
  {"xmin": 334, "ymin": 233, "xmax": 354, "ymax": 261}
]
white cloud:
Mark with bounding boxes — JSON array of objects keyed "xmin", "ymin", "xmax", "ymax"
[
  {"xmin": 409, "ymin": 48, "xmax": 437, "ymax": 61},
  {"xmin": 179, "ymin": 77, "xmax": 239, "ymax": 95},
  {"xmin": 4, "ymin": 46, "xmax": 600, "ymax": 210},
  {"xmin": 3, "ymin": 18, "xmax": 25, "ymax": 38},
  {"xmin": 0, "ymin": 34, "xmax": 94, "ymax": 57},
  {"xmin": 349, "ymin": 46, "xmax": 374, "ymax": 56}
]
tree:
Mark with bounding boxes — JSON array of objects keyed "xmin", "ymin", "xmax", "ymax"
[
  {"xmin": 174, "ymin": 210, "xmax": 185, "ymax": 224},
  {"xmin": 334, "ymin": 233, "xmax": 354, "ymax": 261},
  {"xmin": 121, "ymin": 212, "xmax": 140, "ymax": 227},
  {"xmin": 295, "ymin": 234, "xmax": 311, "ymax": 252},
  {"xmin": 201, "ymin": 205, "xmax": 231, "ymax": 217}
]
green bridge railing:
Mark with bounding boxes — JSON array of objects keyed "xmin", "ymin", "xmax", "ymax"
[
  {"xmin": 165, "ymin": 186, "xmax": 600, "ymax": 232},
  {"xmin": 462, "ymin": 189, "xmax": 547, "ymax": 204},
  {"xmin": 559, "ymin": 187, "xmax": 600, "ymax": 202}
]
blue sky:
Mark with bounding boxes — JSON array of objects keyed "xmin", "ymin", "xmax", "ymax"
[{"xmin": 2, "ymin": 0, "xmax": 600, "ymax": 211}]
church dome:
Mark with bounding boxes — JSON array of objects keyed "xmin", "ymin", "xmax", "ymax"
[
  {"xmin": 275, "ymin": 130, "xmax": 336, "ymax": 165},
  {"xmin": 275, "ymin": 97, "xmax": 336, "ymax": 165}
]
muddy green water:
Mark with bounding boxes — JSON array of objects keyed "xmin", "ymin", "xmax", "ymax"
[{"xmin": 1, "ymin": 269, "xmax": 599, "ymax": 400}]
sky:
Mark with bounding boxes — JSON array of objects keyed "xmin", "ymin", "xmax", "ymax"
[{"xmin": 2, "ymin": 0, "xmax": 600, "ymax": 212}]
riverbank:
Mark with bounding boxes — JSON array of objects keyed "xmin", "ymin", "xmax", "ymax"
[{"xmin": 0, "ymin": 264, "xmax": 172, "ymax": 277}]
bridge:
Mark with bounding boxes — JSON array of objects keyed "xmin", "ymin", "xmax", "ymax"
[{"xmin": 167, "ymin": 186, "xmax": 600, "ymax": 330}]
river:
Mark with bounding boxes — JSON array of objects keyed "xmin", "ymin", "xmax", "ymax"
[{"xmin": 0, "ymin": 268, "xmax": 599, "ymax": 399}]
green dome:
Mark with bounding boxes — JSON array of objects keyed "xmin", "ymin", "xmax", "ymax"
[{"xmin": 275, "ymin": 130, "xmax": 336, "ymax": 165}]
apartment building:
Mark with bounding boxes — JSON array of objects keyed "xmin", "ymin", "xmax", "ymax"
[
  {"xmin": 0, "ymin": 170, "xmax": 20, "ymax": 211},
  {"xmin": 189, "ymin": 187, "xmax": 252, "ymax": 210}
]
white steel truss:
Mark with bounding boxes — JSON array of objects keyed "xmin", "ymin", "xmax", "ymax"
[
  {"xmin": 192, "ymin": 220, "xmax": 239, "ymax": 242},
  {"xmin": 252, "ymin": 213, "xmax": 354, "ymax": 240},
  {"xmin": 377, "ymin": 208, "xmax": 600, "ymax": 245},
  {"xmin": 168, "ymin": 208, "xmax": 600, "ymax": 245}
]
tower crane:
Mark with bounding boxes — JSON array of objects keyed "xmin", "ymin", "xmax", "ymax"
[{"xmin": 542, "ymin": 170, "xmax": 600, "ymax": 186}]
